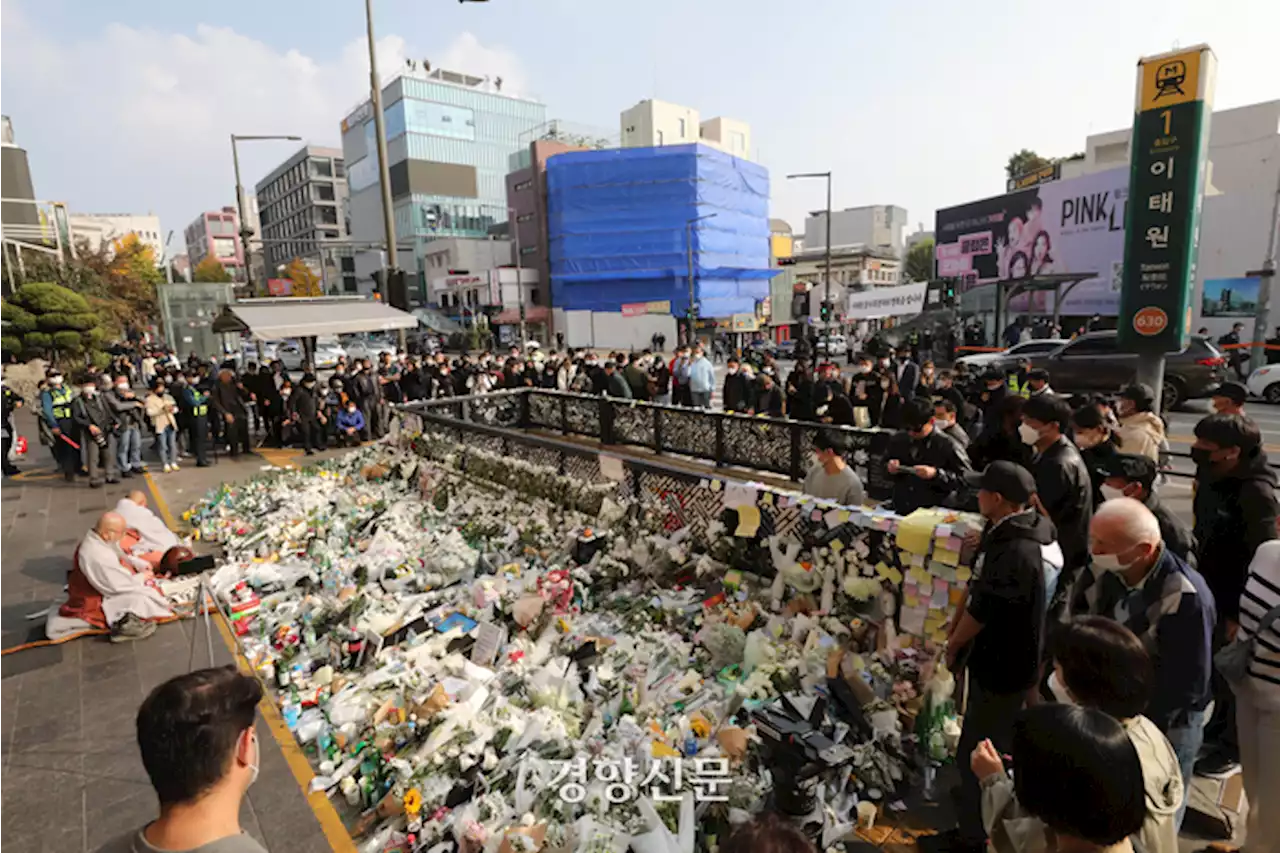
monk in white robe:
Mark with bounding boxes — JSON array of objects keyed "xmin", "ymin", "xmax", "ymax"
[
  {"xmin": 63, "ymin": 512, "xmax": 172, "ymax": 634},
  {"xmin": 116, "ymin": 490, "xmax": 180, "ymax": 564}
]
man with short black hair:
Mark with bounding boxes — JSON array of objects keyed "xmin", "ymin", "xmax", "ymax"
[
  {"xmin": 1024, "ymin": 367, "xmax": 1053, "ymax": 398},
  {"xmin": 603, "ymin": 361, "xmax": 631, "ymax": 399},
  {"xmin": 1021, "ymin": 393, "xmax": 1093, "ymax": 605},
  {"xmin": 1095, "ymin": 452, "xmax": 1195, "ymax": 563},
  {"xmin": 932, "ymin": 399, "xmax": 969, "ymax": 450},
  {"xmin": 885, "ymin": 396, "xmax": 971, "ymax": 514},
  {"xmin": 803, "ymin": 429, "xmax": 865, "ymax": 506},
  {"xmin": 1211, "ymin": 380, "xmax": 1248, "ymax": 416},
  {"xmin": 722, "ymin": 357, "xmax": 749, "ymax": 412},
  {"xmin": 97, "ymin": 666, "xmax": 267, "ymax": 853}
]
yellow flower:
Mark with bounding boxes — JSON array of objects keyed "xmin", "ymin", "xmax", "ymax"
[{"xmin": 403, "ymin": 788, "xmax": 422, "ymax": 816}]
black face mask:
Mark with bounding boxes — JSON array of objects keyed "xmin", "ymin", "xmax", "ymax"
[{"xmin": 1190, "ymin": 447, "xmax": 1217, "ymax": 467}]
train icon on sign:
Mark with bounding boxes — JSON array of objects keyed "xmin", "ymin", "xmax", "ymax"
[{"xmin": 1154, "ymin": 60, "xmax": 1187, "ymax": 99}]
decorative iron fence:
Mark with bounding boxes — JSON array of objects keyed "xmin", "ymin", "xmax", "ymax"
[{"xmin": 400, "ymin": 389, "xmax": 895, "ymax": 500}]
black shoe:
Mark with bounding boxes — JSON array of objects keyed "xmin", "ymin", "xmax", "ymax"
[
  {"xmin": 121, "ymin": 469, "xmax": 134, "ymax": 479},
  {"xmin": 916, "ymin": 830, "xmax": 985, "ymax": 853},
  {"xmin": 106, "ymin": 478, "xmax": 120, "ymax": 484},
  {"xmin": 1194, "ymin": 750, "xmax": 1240, "ymax": 777},
  {"xmin": 89, "ymin": 481, "xmax": 103, "ymax": 489},
  {"xmin": 2, "ymin": 466, "xmax": 19, "ymax": 476},
  {"xmin": 64, "ymin": 470, "xmax": 76, "ymax": 482},
  {"xmin": 196, "ymin": 461, "xmax": 211, "ymax": 468}
]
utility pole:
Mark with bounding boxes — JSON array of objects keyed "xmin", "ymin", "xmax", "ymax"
[
  {"xmin": 364, "ymin": 0, "xmax": 405, "ymax": 349},
  {"xmin": 230, "ymin": 134, "xmax": 301, "ymax": 297},
  {"xmin": 514, "ymin": 217, "xmax": 527, "ymax": 347},
  {"xmin": 787, "ymin": 171, "xmax": 833, "ymax": 353},
  {"xmin": 685, "ymin": 213, "xmax": 718, "ymax": 347},
  {"xmin": 1248, "ymin": 164, "xmax": 1280, "ymax": 373}
]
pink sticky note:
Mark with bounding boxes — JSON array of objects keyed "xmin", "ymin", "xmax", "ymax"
[{"xmin": 811, "ymin": 509, "xmax": 823, "ymax": 522}]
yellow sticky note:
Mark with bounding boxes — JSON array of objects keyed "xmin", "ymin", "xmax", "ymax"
[
  {"xmin": 934, "ymin": 547, "xmax": 961, "ymax": 566},
  {"xmin": 652, "ymin": 742, "xmax": 681, "ymax": 758},
  {"xmin": 895, "ymin": 509, "xmax": 940, "ymax": 555},
  {"xmin": 710, "ymin": 479, "xmax": 723, "ymax": 492},
  {"xmin": 830, "ymin": 539, "xmax": 844, "ymax": 553},
  {"xmin": 735, "ymin": 505, "xmax": 761, "ymax": 537},
  {"xmin": 905, "ymin": 594, "xmax": 920, "ymax": 608},
  {"xmin": 956, "ymin": 566, "xmax": 972, "ymax": 582},
  {"xmin": 837, "ymin": 510, "xmax": 851, "ymax": 523},
  {"xmin": 899, "ymin": 635, "xmax": 915, "ymax": 649},
  {"xmin": 931, "ymin": 629, "xmax": 949, "ymax": 645},
  {"xmin": 875, "ymin": 563, "xmax": 903, "ymax": 585},
  {"xmin": 761, "ymin": 492, "xmax": 774, "ymax": 506}
]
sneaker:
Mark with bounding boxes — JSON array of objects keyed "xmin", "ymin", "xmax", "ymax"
[
  {"xmin": 171, "ymin": 462, "xmax": 180, "ymax": 471},
  {"xmin": 121, "ymin": 469, "xmax": 134, "ymax": 479},
  {"xmin": 163, "ymin": 464, "xmax": 172, "ymax": 473},
  {"xmin": 110, "ymin": 613, "xmax": 156, "ymax": 643}
]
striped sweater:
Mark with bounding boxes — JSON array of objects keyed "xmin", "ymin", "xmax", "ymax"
[{"xmin": 1239, "ymin": 540, "xmax": 1280, "ymax": 709}]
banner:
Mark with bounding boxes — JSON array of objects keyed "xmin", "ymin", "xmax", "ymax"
[
  {"xmin": 621, "ymin": 301, "xmax": 672, "ymax": 317},
  {"xmin": 1118, "ymin": 46, "xmax": 1216, "ymax": 352},
  {"xmin": 266, "ymin": 278, "xmax": 292, "ymax": 296},
  {"xmin": 935, "ymin": 168, "xmax": 1129, "ymax": 315},
  {"xmin": 845, "ymin": 283, "xmax": 928, "ymax": 319}
]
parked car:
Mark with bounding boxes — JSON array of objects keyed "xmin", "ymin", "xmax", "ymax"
[
  {"xmin": 814, "ymin": 335, "xmax": 848, "ymax": 357},
  {"xmin": 1031, "ymin": 332, "xmax": 1225, "ymax": 409},
  {"xmin": 278, "ymin": 338, "xmax": 347, "ymax": 371},
  {"xmin": 956, "ymin": 339, "xmax": 1067, "ymax": 372},
  {"xmin": 1246, "ymin": 363, "xmax": 1280, "ymax": 404},
  {"xmin": 343, "ymin": 335, "xmax": 397, "ymax": 362},
  {"xmin": 774, "ymin": 339, "xmax": 797, "ymax": 359}
]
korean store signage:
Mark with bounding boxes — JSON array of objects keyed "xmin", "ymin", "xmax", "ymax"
[{"xmin": 1118, "ymin": 46, "xmax": 1216, "ymax": 352}]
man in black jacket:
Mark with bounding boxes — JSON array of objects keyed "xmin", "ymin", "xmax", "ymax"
[
  {"xmin": 784, "ymin": 359, "xmax": 814, "ymax": 421},
  {"xmin": 603, "ymin": 361, "xmax": 631, "ymax": 399},
  {"xmin": 885, "ymin": 397, "xmax": 971, "ymax": 514},
  {"xmin": 1190, "ymin": 413, "xmax": 1279, "ymax": 773},
  {"xmin": 349, "ymin": 362, "xmax": 378, "ymax": 440},
  {"xmin": 927, "ymin": 461, "xmax": 1053, "ymax": 853},
  {"xmin": 1095, "ymin": 453, "xmax": 1196, "ymax": 564},
  {"xmin": 210, "ymin": 369, "xmax": 251, "ymax": 457},
  {"xmin": 287, "ymin": 374, "xmax": 324, "ymax": 455},
  {"xmin": 1020, "ymin": 394, "xmax": 1092, "ymax": 611},
  {"xmin": 722, "ymin": 358, "xmax": 749, "ymax": 412},
  {"xmin": 72, "ymin": 377, "xmax": 120, "ymax": 487}
]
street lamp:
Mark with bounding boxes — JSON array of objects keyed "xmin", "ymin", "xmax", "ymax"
[
  {"xmin": 230, "ymin": 134, "xmax": 301, "ymax": 295},
  {"xmin": 686, "ymin": 213, "xmax": 717, "ymax": 346},
  {"xmin": 503, "ymin": 206, "xmax": 528, "ymax": 347},
  {"xmin": 787, "ymin": 171, "xmax": 833, "ymax": 353}
]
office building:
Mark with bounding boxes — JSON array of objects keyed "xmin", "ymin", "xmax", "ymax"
[
  {"xmin": 184, "ymin": 207, "xmax": 244, "ymax": 280},
  {"xmin": 620, "ymin": 99, "xmax": 751, "ymax": 160},
  {"xmin": 341, "ymin": 65, "xmax": 546, "ymax": 295},
  {"xmin": 254, "ymin": 145, "xmax": 348, "ymax": 286},
  {"xmin": 68, "ymin": 212, "xmax": 165, "ymax": 260},
  {"xmin": 802, "ymin": 205, "xmax": 909, "ymax": 257}
]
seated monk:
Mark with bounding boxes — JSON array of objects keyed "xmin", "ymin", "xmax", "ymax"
[
  {"xmin": 58, "ymin": 511, "xmax": 173, "ymax": 643},
  {"xmin": 115, "ymin": 490, "xmax": 181, "ymax": 571}
]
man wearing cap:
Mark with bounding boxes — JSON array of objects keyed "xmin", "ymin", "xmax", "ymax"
[
  {"xmin": 885, "ymin": 397, "xmax": 971, "ymax": 514},
  {"xmin": 1096, "ymin": 453, "xmax": 1195, "ymax": 564},
  {"xmin": 40, "ymin": 369, "xmax": 79, "ymax": 482},
  {"xmin": 1210, "ymin": 380, "xmax": 1248, "ymax": 416},
  {"xmin": 1116, "ymin": 382, "xmax": 1166, "ymax": 463},
  {"xmin": 927, "ymin": 461, "xmax": 1058, "ymax": 853}
]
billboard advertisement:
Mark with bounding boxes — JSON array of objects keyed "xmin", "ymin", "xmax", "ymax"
[
  {"xmin": 935, "ymin": 168, "xmax": 1129, "ymax": 315},
  {"xmin": 1201, "ymin": 277, "xmax": 1260, "ymax": 318}
]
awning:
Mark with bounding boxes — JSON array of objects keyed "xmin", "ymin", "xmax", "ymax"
[
  {"xmin": 492, "ymin": 306, "xmax": 550, "ymax": 325},
  {"xmin": 214, "ymin": 298, "xmax": 418, "ymax": 340}
]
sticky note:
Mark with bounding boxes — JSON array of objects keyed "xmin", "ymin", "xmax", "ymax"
[
  {"xmin": 777, "ymin": 496, "xmax": 790, "ymax": 508},
  {"xmin": 734, "ymin": 505, "xmax": 761, "ymax": 538},
  {"xmin": 830, "ymin": 539, "xmax": 844, "ymax": 553},
  {"xmin": 699, "ymin": 479, "xmax": 711, "ymax": 489},
  {"xmin": 904, "ymin": 594, "xmax": 920, "ymax": 608},
  {"xmin": 824, "ymin": 509, "xmax": 843, "ymax": 529},
  {"xmin": 724, "ymin": 484, "xmax": 757, "ymax": 509},
  {"xmin": 935, "ymin": 523, "xmax": 954, "ymax": 538},
  {"xmin": 918, "ymin": 578, "xmax": 933, "ymax": 596},
  {"xmin": 710, "ymin": 479, "xmax": 723, "ymax": 492},
  {"xmin": 950, "ymin": 587, "xmax": 967, "ymax": 605},
  {"xmin": 934, "ymin": 547, "xmax": 961, "ymax": 567},
  {"xmin": 931, "ymin": 586, "xmax": 950, "ymax": 608},
  {"xmin": 761, "ymin": 492, "xmax": 774, "ymax": 507},
  {"xmin": 837, "ymin": 510, "xmax": 851, "ymax": 523},
  {"xmin": 811, "ymin": 509, "xmax": 823, "ymax": 522},
  {"xmin": 875, "ymin": 562, "xmax": 903, "ymax": 585},
  {"xmin": 599, "ymin": 455, "xmax": 625, "ymax": 482},
  {"xmin": 956, "ymin": 566, "xmax": 972, "ymax": 582}
]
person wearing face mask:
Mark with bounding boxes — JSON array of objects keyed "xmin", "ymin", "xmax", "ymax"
[
  {"xmin": 932, "ymin": 399, "xmax": 969, "ymax": 450},
  {"xmin": 885, "ymin": 397, "xmax": 972, "ymax": 514},
  {"xmin": 891, "ymin": 347, "xmax": 919, "ymax": 399},
  {"xmin": 1070, "ymin": 404, "xmax": 1120, "ymax": 508},
  {"xmin": 144, "ymin": 378, "xmax": 181, "ymax": 474},
  {"xmin": 95, "ymin": 667, "xmax": 268, "ymax": 853},
  {"xmin": 1095, "ymin": 453, "xmax": 1195, "ymax": 564},
  {"xmin": 288, "ymin": 374, "xmax": 324, "ymax": 455},
  {"xmin": 928, "ymin": 461, "xmax": 1053, "ymax": 853},
  {"xmin": 72, "ymin": 376, "xmax": 121, "ymax": 487},
  {"xmin": 722, "ymin": 358, "xmax": 748, "ymax": 412},
  {"xmin": 802, "ymin": 429, "xmax": 865, "ymax": 505},
  {"xmin": 64, "ymin": 512, "xmax": 172, "ymax": 644},
  {"xmin": 978, "ymin": 368, "xmax": 1009, "ymax": 424},
  {"xmin": 1112, "ymin": 383, "xmax": 1164, "ymax": 463},
  {"xmin": 1021, "ymin": 395, "xmax": 1093, "ymax": 609},
  {"xmin": 40, "ymin": 368, "xmax": 81, "ymax": 481},
  {"xmin": 754, "ymin": 372, "xmax": 784, "ymax": 417},
  {"xmin": 1190, "ymin": 414, "xmax": 1278, "ymax": 777},
  {"xmin": 176, "ymin": 372, "xmax": 211, "ymax": 467},
  {"xmin": 1070, "ymin": 498, "xmax": 1215, "ymax": 823},
  {"xmin": 623, "ymin": 353, "xmax": 650, "ymax": 401},
  {"xmin": 335, "ymin": 399, "xmax": 366, "ymax": 447},
  {"xmin": 648, "ymin": 352, "xmax": 671, "ymax": 403},
  {"xmin": 1210, "ymin": 380, "xmax": 1248, "ymax": 417},
  {"xmin": 108, "ymin": 374, "xmax": 148, "ymax": 476},
  {"xmin": 784, "ymin": 358, "xmax": 814, "ymax": 421}
]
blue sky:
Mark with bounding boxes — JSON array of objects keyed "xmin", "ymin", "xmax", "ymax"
[{"xmin": 3, "ymin": 0, "xmax": 1278, "ymax": 256}]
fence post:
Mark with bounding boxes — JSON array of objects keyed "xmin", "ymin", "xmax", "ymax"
[
  {"xmin": 714, "ymin": 414, "xmax": 725, "ymax": 468},
  {"xmin": 519, "ymin": 390, "xmax": 531, "ymax": 429},
  {"xmin": 559, "ymin": 395, "xmax": 568, "ymax": 435},
  {"xmin": 601, "ymin": 397, "xmax": 615, "ymax": 445},
  {"xmin": 789, "ymin": 422, "xmax": 803, "ymax": 481},
  {"xmin": 653, "ymin": 405, "xmax": 664, "ymax": 455}
]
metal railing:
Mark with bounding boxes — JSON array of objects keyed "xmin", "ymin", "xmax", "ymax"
[{"xmin": 400, "ymin": 389, "xmax": 897, "ymax": 500}]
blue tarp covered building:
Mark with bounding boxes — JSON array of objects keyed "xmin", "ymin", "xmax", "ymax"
[{"xmin": 547, "ymin": 144, "xmax": 776, "ymax": 319}]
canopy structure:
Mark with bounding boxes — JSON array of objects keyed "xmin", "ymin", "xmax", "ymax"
[
  {"xmin": 211, "ymin": 297, "xmax": 418, "ymax": 340},
  {"xmin": 985, "ymin": 272, "xmax": 1099, "ymax": 335}
]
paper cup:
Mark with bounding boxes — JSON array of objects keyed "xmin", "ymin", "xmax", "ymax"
[{"xmin": 856, "ymin": 801, "xmax": 877, "ymax": 830}]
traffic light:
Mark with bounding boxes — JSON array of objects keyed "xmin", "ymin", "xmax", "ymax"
[
  {"xmin": 819, "ymin": 300, "xmax": 832, "ymax": 322},
  {"xmin": 371, "ymin": 269, "xmax": 386, "ymax": 298},
  {"xmin": 387, "ymin": 269, "xmax": 409, "ymax": 310}
]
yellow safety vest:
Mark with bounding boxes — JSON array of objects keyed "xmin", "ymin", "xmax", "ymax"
[
  {"xmin": 49, "ymin": 387, "xmax": 73, "ymax": 420},
  {"xmin": 1007, "ymin": 375, "xmax": 1030, "ymax": 399},
  {"xmin": 191, "ymin": 390, "xmax": 208, "ymax": 418}
]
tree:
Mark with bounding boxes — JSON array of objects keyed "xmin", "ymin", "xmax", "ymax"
[
  {"xmin": 285, "ymin": 257, "xmax": 322, "ymax": 297},
  {"xmin": 192, "ymin": 257, "xmax": 233, "ymax": 283},
  {"xmin": 904, "ymin": 238, "xmax": 935, "ymax": 283},
  {"xmin": 2, "ymin": 281, "xmax": 107, "ymax": 366},
  {"xmin": 1006, "ymin": 149, "xmax": 1052, "ymax": 179}
]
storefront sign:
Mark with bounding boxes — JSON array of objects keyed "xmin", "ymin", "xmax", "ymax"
[
  {"xmin": 845, "ymin": 282, "xmax": 928, "ymax": 319},
  {"xmin": 731, "ymin": 313, "xmax": 760, "ymax": 332},
  {"xmin": 1118, "ymin": 45, "xmax": 1216, "ymax": 352},
  {"xmin": 621, "ymin": 301, "xmax": 672, "ymax": 317},
  {"xmin": 1006, "ymin": 162, "xmax": 1061, "ymax": 193}
]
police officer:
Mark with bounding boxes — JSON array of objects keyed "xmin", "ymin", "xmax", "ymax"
[
  {"xmin": 180, "ymin": 372, "xmax": 212, "ymax": 467},
  {"xmin": 40, "ymin": 369, "xmax": 78, "ymax": 481}
]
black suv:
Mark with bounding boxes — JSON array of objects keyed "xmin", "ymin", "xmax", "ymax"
[{"xmin": 1032, "ymin": 332, "xmax": 1225, "ymax": 409}]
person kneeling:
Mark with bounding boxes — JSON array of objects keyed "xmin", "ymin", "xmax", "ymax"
[
  {"xmin": 58, "ymin": 511, "xmax": 172, "ymax": 642},
  {"xmin": 336, "ymin": 401, "xmax": 365, "ymax": 447}
]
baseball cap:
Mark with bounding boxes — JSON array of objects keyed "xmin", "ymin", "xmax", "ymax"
[
  {"xmin": 1094, "ymin": 452, "xmax": 1157, "ymax": 490},
  {"xmin": 965, "ymin": 461, "xmax": 1036, "ymax": 504},
  {"xmin": 1213, "ymin": 381, "xmax": 1248, "ymax": 405},
  {"xmin": 1118, "ymin": 383, "xmax": 1156, "ymax": 406}
]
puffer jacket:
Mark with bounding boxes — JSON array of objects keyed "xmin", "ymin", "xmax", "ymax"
[
  {"xmin": 1117, "ymin": 411, "xmax": 1165, "ymax": 462},
  {"xmin": 1193, "ymin": 450, "xmax": 1280, "ymax": 621}
]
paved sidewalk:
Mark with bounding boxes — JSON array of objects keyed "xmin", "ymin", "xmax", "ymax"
[{"xmin": 1, "ymin": 423, "xmax": 350, "ymax": 853}]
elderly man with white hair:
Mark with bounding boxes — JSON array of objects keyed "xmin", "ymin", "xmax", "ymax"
[{"xmin": 1070, "ymin": 497, "xmax": 1216, "ymax": 826}]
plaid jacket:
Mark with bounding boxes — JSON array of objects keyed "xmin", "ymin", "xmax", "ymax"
[{"xmin": 1071, "ymin": 545, "xmax": 1216, "ymax": 731}]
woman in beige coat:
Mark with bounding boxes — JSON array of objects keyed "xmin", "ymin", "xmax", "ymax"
[
  {"xmin": 144, "ymin": 377, "xmax": 180, "ymax": 473},
  {"xmin": 1116, "ymin": 383, "xmax": 1166, "ymax": 463}
]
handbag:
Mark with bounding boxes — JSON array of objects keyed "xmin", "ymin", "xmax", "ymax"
[{"xmin": 1215, "ymin": 602, "xmax": 1280, "ymax": 683}]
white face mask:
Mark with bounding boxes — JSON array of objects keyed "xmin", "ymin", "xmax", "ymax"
[
  {"xmin": 1100, "ymin": 484, "xmax": 1128, "ymax": 502},
  {"xmin": 1018, "ymin": 423, "xmax": 1041, "ymax": 446},
  {"xmin": 1047, "ymin": 671, "xmax": 1075, "ymax": 705},
  {"xmin": 1090, "ymin": 548, "xmax": 1132, "ymax": 573}
]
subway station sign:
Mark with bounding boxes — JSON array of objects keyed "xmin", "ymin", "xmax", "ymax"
[{"xmin": 1118, "ymin": 45, "xmax": 1216, "ymax": 352}]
